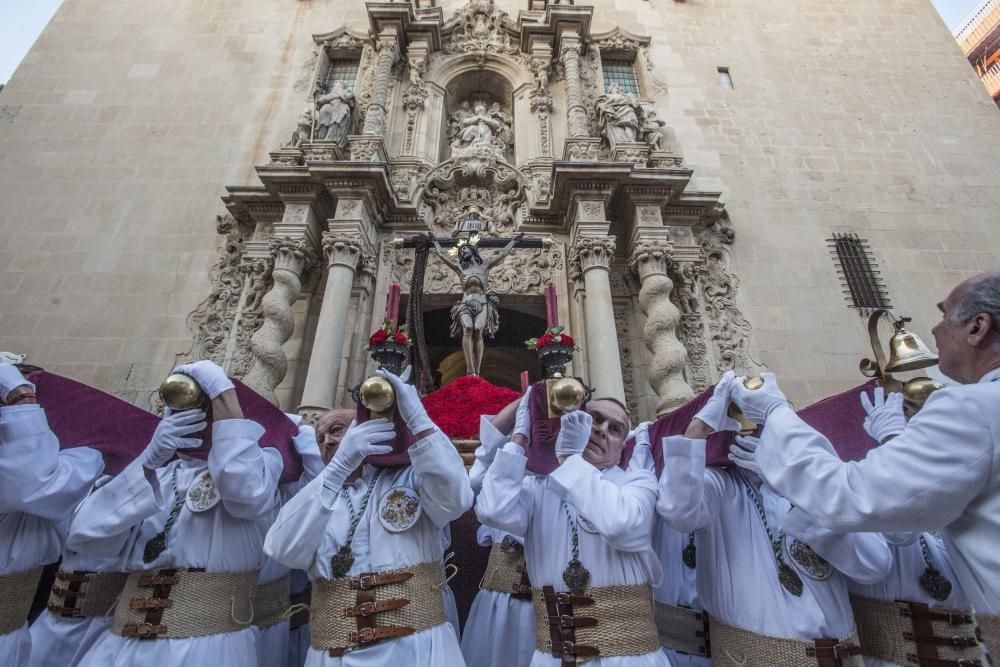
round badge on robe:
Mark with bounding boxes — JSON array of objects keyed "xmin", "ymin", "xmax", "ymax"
[
  {"xmin": 185, "ymin": 471, "xmax": 221, "ymax": 513},
  {"xmin": 784, "ymin": 536, "xmax": 833, "ymax": 580},
  {"xmin": 377, "ymin": 486, "xmax": 422, "ymax": 532}
]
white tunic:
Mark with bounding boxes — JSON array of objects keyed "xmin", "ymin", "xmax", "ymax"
[
  {"xmin": 263, "ymin": 428, "xmax": 473, "ymax": 667},
  {"xmin": 461, "ymin": 418, "xmax": 535, "ymax": 667},
  {"xmin": 755, "ymin": 368, "xmax": 1000, "ymax": 614},
  {"xmin": 656, "ymin": 435, "xmax": 892, "ymax": 643},
  {"xmin": 68, "ymin": 419, "xmax": 282, "ymax": 667},
  {"xmin": 476, "ymin": 444, "xmax": 668, "ymax": 667},
  {"xmin": 0, "ymin": 405, "xmax": 104, "ymax": 667},
  {"xmin": 849, "ymin": 532, "xmax": 972, "ymax": 667}
]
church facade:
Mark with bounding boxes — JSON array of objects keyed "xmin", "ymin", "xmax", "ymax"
[{"xmin": 1, "ymin": 0, "xmax": 999, "ymax": 420}]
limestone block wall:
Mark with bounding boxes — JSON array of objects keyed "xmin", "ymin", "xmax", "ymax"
[{"xmin": 1, "ymin": 0, "xmax": 998, "ymax": 409}]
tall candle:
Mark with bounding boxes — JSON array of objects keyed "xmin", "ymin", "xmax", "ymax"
[
  {"xmin": 385, "ymin": 283, "xmax": 401, "ymax": 329},
  {"xmin": 520, "ymin": 371, "xmax": 530, "ymax": 394},
  {"xmin": 544, "ymin": 284, "xmax": 558, "ymax": 327}
]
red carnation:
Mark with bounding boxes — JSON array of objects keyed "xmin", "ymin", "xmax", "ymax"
[
  {"xmin": 393, "ymin": 331, "xmax": 408, "ymax": 345},
  {"xmin": 537, "ymin": 332, "xmax": 554, "ymax": 347},
  {"xmin": 559, "ymin": 334, "xmax": 574, "ymax": 347},
  {"xmin": 369, "ymin": 329, "xmax": 390, "ymax": 346}
]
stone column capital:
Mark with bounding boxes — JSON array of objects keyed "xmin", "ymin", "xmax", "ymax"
[
  {"xmin": 375, "ymin": 28, "xmax": 400, "ymax": 60},
  {"xmin": 321, "ymin": 232, "xmax": 367, "ymax": 270},
  {"xmin": 559, "ymin": 31, "xmax": 583, "ymax": 56},
  {"xmin": 627, "ymin": 240, "xmax": 675, "ymax": 281},
  {"xmin": 571, "ymin": 235, "xmax": 616, "ymax": 280},
  {"xmin": 269, "ymin": 236, "xmax": 316, "ymax": 275}
]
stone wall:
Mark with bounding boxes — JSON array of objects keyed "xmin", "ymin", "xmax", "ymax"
[{"xmin": 1, "ymin": 0, "xmax": 998, "ymax": 409}]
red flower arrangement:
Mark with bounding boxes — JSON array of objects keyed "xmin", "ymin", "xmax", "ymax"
[
  {"xmin": 423, "ymin": 375, "xmax": 521, "ymax": 439},
  {"xmin": 525, "ymin": 325, "xmax": 575, "ymax": 351},
  {"xmin": 367, "ymin": 321, "xmax": 410, "ymax": 349}
]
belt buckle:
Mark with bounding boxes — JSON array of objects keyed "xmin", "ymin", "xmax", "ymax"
[
  {"xmin": 357, "ymin": 574, "xmax": 378, "ymax": 590},
  {"xmin": 559, "ymin": 614, "xmax": 575, "ymax": 629},
  {"xmin": 561, "ymin": 640, "xmax": 578, "ymax": 658},
  {"xmin": 357, "ymin": 601, "xmax": 377, "ymax": 617},
  {"xmin": 352, "ymin": 627, "xmax": 377, "ymax": 644},
  {"xmin": 132, "ymin": 622, "xmax": 158, "ymax": 639},
  {"xmin": 949, "ymin": 611, "xmax": 971, "ymax": 625}
]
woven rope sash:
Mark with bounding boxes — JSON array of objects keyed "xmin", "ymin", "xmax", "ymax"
[
  {"xmin": 850, "ymin": 594, "xmax": 985, "ymax": 666},
  {"xmin": 310, "ymin": 561, "xmax": 447, "ymax": 655},
  {"xmin": 532, "ymin": 584, "xmax": 660, "ymax": 661},
  {"xmin": 111, "ymin": 569, "xmax": 258, "ymax": 640},
  {"xmin": 709, "ymin": 617, "xmax": 863, "ymax": 667},
  {"xmin": 254, "ymin": 575, "xmax": 291, "ymax": 629},
  {"xmin": 0, "ymin": 567, "xmax": 43, "ymax": 636},
  {"xmin": 978, "ymin": 613, "xmax": 1000, "ymax": 660},
  {"xmin": 654, "ymin": 601, "xmax": 710, "ymax": 657},
  {"xmin": 480, "ymin": 543, "xmax": 530, "ymax": 597},
  {"xmin": 47, "ymin": 570, "xmax": 128, "ymax": 619}
]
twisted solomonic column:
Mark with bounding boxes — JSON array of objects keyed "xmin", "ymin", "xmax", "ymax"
[
  {"xmin": 362, "ymin": 29, "xmax": 400, "ymax": 136},
  {"xmin": 560, "ymin": 32, "xmax": 589, "ymax": 138},
  {"xmin": 628, "ymin": 240, "xmax": 694, "ymax": 413},
  {"xmin": 242, "ymin": 237, "xmax": 315, "ymax": 405}
]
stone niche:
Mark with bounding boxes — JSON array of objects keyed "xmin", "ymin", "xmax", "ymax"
[{"xmin": 443, "ymin": 70, "xmax": 515, "ymax": 164}]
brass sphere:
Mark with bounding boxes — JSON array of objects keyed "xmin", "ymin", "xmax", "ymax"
[
  {"xmin": 159, "ymin": 373, "xmax": 205, "ymax": 411},
  {"xmin": 549, "ymin": 377, "xmax": 586, "ymax": 415},
  {"xmin": 726, "ymin": 376, "xmax": 763, "ymax": 432},
  {"xmin": 744, "ymin": 376, "xmax": 764, "ymax": 390},
  {"xmin": 902, "ymin": 377, "xmax": 944, "ymax": 411},
  {"xmin": 359, "ymin": 376, "xmax": 396, "ymax": 413}
]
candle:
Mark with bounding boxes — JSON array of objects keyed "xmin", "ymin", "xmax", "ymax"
[
  {"xmin": 520, "ymin": 371, "xmax": 530, "ymax": 394},
  {"xmin": 544, "ymin": 284, "xmax": 558, "ymax": 327},
  {"xmin": 385, "ymin": 283, "xmax": 401, "ymax": 329}
]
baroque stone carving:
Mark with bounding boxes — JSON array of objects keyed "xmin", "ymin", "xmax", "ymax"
[
  {"xmin": 322, "ymin": 232, "xmax": 365, "ymax": 269},
  {"xmin": 670, "ymin": 261, "xmax": 711, "ymax": 392},
  {"xmin": 315, "ymin": 80, "xmax": 355, "ymax": 148},
  {"xmin": 698, "ymin": 216, "xmax": 764, "ymax": 374},
  {"xmin": 613, "ymin": 302, "xmax": 640, "ymax": 420},
  {"xmin": 421, "ymin": 158, "xmax": 525, "ymax": 236},
  {"xmin": 570, "ymin": 236, "xmax": 616, "ymax": 282},
  {"xmin": 597, "ymin": 84, "xmax": 642, "ymax": 147},
  {"xmin": 362, "ymin": 32, "xmax": 399, "ymax": 136},
  {"xmin": 628, "ymin": 240, "xmax": 694, "ymax": 413},
  {"xmin": 447, "ymin": 98, "xmax": 513, "ymax": 162},
  {"xmin": 349, "ymin": 138, "xmax": 383, "ymax": 162},
  {"xmin": 444, "ymin": 0, "xmax": 518, "ymax": 57}
]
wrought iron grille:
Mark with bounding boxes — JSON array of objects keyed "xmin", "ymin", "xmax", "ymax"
[
  {"xmin": 828, "ymin": 233, "xmax": 891, "ymax": 312},
  {"xmin": 324, "ymin": 59, "xmax": 360, "ymax": 92},
  {"xmin": 602, "ymin": 58, "xmax": 640, "ymax": 95}
]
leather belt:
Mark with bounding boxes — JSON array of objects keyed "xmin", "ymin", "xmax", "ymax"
[
  {"xmin": 289, "ymin": 588, "xmax": 311, "ymax": 630},
  {"xmin": 47, "ymin": 570, "xmax": 128, "ymax": 619}
]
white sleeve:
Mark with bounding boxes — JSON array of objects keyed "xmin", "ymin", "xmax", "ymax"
[
  {"xmin": 264, "ymin": 473, "xmax": 345, "ymax": 571},
  {"xmin": 549, "ymin": 456, "xmax": 658, "ymax": 553},
  {"xmin": 757, "ymin": 391, "xmax": 992, "ymax": 533},
  {"xmin": 0, "ymin": 405, "xmax": 104, "ymax": 521},
  {"xmin": 785, "ymin": 520, "xmax": 893, "ymax": 585},
  {"xmin": 409, "ymin": 429, "xmax": 474, "ymax": 527},
  {"xmin": 476, "ymin": 444, "xmax": 532, "ymax": 537},
  {"xmin": 654, "ymin": 435, "xmax": 723, "ymax": 533},
  {"xmin": 292, "ymin": 423, "xmax": 325, "ymax": 484},
  {"xmin": 470, "ymin": 416, "xmax": 507, "ymax": 495},
  {"xmin": 208, "ymin": 419, "xmax": 283, "ymax": 521}
]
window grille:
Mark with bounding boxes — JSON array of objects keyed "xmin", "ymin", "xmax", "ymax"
[
  {"xmin": 325, "ymin": 59, "xmax": 360, "ymax": 92},
  {"xmin": 828, "ymin": 233, "xmax": 891, "ymax": 312},
  {"xmin": 602, "ymin": 58, "xmax": 640, "ymax": 95}
]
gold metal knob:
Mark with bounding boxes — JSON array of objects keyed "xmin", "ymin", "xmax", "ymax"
[
  {"xmin": 549, "ymin": 377, "xmax": 587, "ymax": 415},
  {"xmin": 159, "ymin": 373, "xmax": 205, "ymax": 411},
  {"xmin": 359, "ymin": 376, "xmax": 396, "ymax": 414},
  {"xmin": 726, "ymin": 376, "xmax": 763, "ymax": 434}
]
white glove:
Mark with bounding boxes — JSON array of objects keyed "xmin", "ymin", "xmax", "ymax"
[
  {"xmin": 138, "ymin": 409, "xmax": 207, "ymax": 469},
  {"xmin": 861, "ymin": 387, "xmax": 906, "ymax": 443},
  {"xmin": 730, "ymin": 372, "xmax": 788, "ymax": 425},
  {"xmin": 0, "ymin": 363, "xmax": 33, "ymax": 402},
  {"xmin": 323, "ymin": 419, "xmax": 395, "ymax": 490},
  {"xmin": 728, "ymin": 434, "xmax": 762, "ymax": 475},
  {"xmin": 627, "ymin": 421, "xmax": 653, "ymax": 449},
  {"xmin": 626, "ymin": 422, "xmax": 654, "ymax": 472},
  {"xmin": 171, "ymin": 360, "xmax": 235, "ymax": 400},
  {"xmin": 693, "ymin": 370, "xmax": 742, "ymax": 432},
  {"xmin": 554, "ymin": 410, "xmax": 593, "ymax": 459},
  {"xmin": 376, "ymin": 367, "xmax": 435, "ymax": 435},
  {"xmin": 513, "ymin": 387, "xmax": 533, "ymax": 440}
]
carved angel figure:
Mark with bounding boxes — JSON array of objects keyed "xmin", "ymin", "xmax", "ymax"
[
  {"xmin": 286, "ymin": 102, "xmax": 314, "ymax": 147},
  {"xmin": 449, "ymin": 100, "xmax": 513, "ymax": 160},
  {"xmin": 596, "ymin": 83, "xmax": 642, "ymax": 147},
  {"xmin": 641, "ymin": 109, "xmax": 674, "ymax": 152},
  {"xmin": 314, "ymin": 80, "xmax": 355, "ymax": 148}
]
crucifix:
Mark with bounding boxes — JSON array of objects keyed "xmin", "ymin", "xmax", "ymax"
[{"xmin": 398, "ymin": 213, "xmax": 543, "ymax": 390}]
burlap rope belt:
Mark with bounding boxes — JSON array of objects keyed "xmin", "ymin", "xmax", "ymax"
[
  {"xmin": 654, "ymin": 600, "xmax": 711, "ymax": 657},
  {"xmin": 976, "ymin": 613, "xmax": 1000, "ymax": 661},
  {"xmin": 110, "ymin": 568, "xmax": 258, "ymax": 640},
  {"xmin": 47, "ymin": 570, "xmax": 129, "ymax": 619},
  {"xmin": 0, "ymin": 567, "xmax": 43, "ymax": 636},
  {"xmin": 709, "ymin": 616, "xmax": 864, "ymax": 667},
  {"xmin": 310, "ymin": 561, "xmax": 448, "ymax": 657},
  {"xmin": 850, "ymin": 594, "xmax": 985, "ymax": 666},
  {"xmin": 532, "ymin": 584, "xmax": 660, "ymax": 666},
  {"xmin": 254, "ymin": 575, "xmax": 291, "ymax": 629},
  {"xmin": 480, "ymin": 542, "xmax": 532, "ymax": 599}
]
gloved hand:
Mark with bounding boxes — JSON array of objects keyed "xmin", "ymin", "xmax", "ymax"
[
  {"xmin": 728, "ymin": 434, "xmax": 762, "ymax": 476},
  {"xmin": 627, "ymin": 421, "xmax": 653, "ymax": 449},
  {"xmin": 513, "ymin": 387, "xmax": 533, "ymax": 441},
  {"xmin": 0, "ymin": 363, "xmax": 34, "ymax": 402},
  {"xmin": 693, "ymin": 370, "xmax": 742, "ymax": 433},
  {"xmin": 626, "ymin": 421, "xmax": 654, "ymax": 472},
  {"xmin": 860, "ymin": 386, "xmax": 906, "ymax": 443},
  {"xmin": 554, "ymin": 410, "xmax": 593, "ymax": 459},
  {"xmin": 730, "ymin": 372, "xmax": 788, "ymax": 425},
  {"xmin": 376, "ymin": 367, "xmax": 435, "ymax": 435},
  {"xmin": 323, "ymin": 419, "xmax": 395, "ymax": 490},
  {"xmin": 171, "ymin": 360, "xmax": 234, "ymax": 400},
  {"xmin": 138, "ymin": 409, "xmax": 207, "ymax": 469}
]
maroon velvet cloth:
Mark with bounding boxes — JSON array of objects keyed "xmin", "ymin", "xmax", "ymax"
[
  {"xmin": 525, "ymin": 379, "xmax": 591, "ymax": 475},
  {"xmin": 26, "ymin": 371, "xmax": 302, "ymax": 483}
]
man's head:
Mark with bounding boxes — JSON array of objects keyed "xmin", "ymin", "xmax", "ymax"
[
  {"xmin": 582, "ymin": 398, "xmax": 632, "ymax": 470},
  {"xmin": 316, "ymin": 409, "xmax": 354, "ymax": 464},
  {"xmin": 931, "ymin": 271, "xmax": 1000, "ymax": 384}
]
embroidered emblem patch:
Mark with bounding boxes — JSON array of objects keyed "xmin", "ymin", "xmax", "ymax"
[
  {"xmin": 377, "ymin": 486, "xmax": 422, "ymax": 532},
  {"xmin": 185, "ymin": 471, "xmax": 220, "ymax": 513},
  {"xmin": 785, "ymin": 536, "xmax": 833, "ymax": 580}
]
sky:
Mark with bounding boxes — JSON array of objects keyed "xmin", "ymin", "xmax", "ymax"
[{"xmin": 0, "ymin": 0, "xmax": 988, "ymax": 85}]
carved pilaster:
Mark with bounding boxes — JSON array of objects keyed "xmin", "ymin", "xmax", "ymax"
[
  {"xmin": 560, "ymin": 32, "xmax": 589, "ymax": 139},
  {"xmin": 671, "ymin": 260, "xmax": 712, "ymax": 392},
  {"xmin": 530, "ymin": 87, "xmax": 554, "ymax": 158},
  {"xmin": 242, "ymin": 237, "xmax": 317, "ymax": 404},
  {"xmin": 362, "ymin": 28, "xmax": 400, "ymax": 136},
  {"xmin": 628, "ymin": 239, "xmax": 694, "ymax": 413}
]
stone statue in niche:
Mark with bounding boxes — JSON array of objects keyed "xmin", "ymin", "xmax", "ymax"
[
  {"xmin": 596, "ymin": 83, "xmax": 642, "ymax": 147},
  {"xmin": 286, "ymin": 101, "xmax": 315, "ymax": 147},
  {"xmin": 447, "ymin": 98, "xmax": 513, "ymax": 161},
  {"xmin": 314, "ymin": 80, "xmax": 355, "ymax": 147},
  {"xmin": 641, "ymin": 109, "xmax": 674, "ymax": 152}
]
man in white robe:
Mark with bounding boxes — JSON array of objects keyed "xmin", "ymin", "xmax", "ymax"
[
  {"xmin": 69, "ymin": 359, "xmax": 283, "ymax": 667},
  {"xmin": 477, "ymin": 393, "xmax": 669, "ymax": 667},
  {"xmin": 730, "ymin": 271, "xmax": 1000, "ymax": 656},
  {"xmin": 462, "ymin": 402, "xmax": 535, "ymax": 667},
  {"xmin": 657, "ymin": 372, "xmax": 892, "ymax": 666},
  {"xmin": 0, "ymin": 362, "xmax": 104, "ymax": 666},
  {"xmin": 264, "ymin": 367, "xmax": 472, "ymax": 666}
]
